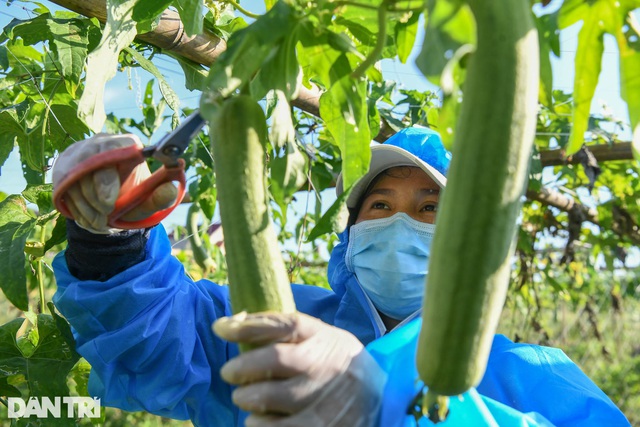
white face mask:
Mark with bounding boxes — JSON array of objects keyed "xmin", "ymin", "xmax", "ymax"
[{"xmin": 345, "ymin": 213, "xmax": 436, "ymax": 320}]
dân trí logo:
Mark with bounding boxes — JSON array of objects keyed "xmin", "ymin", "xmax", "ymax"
[{"xmin": 7, "ymin": 397, "xmax": 101, "ymax": 419}]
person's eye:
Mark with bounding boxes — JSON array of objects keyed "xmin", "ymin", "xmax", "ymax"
[
  {"xmin": 421, "ymin": 203, "xmax": 437, "ymax": 212},
  {"xmin": 370, "ymin": 201, "xmax": 389, "ymax": 210}
]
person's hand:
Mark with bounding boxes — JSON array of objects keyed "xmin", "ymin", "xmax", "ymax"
[
  {"xmin": 213, "ymin": 311, "xmax": 387, "ymax": 427},
  {"xmin": 52, "ymin": 134, "xmax": 178, "ymax": 234}
]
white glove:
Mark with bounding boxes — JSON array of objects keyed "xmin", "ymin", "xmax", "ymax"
[
  {"xmin": 52, "ymin": 133, "xmax": 177, "ymax": 233},
  {"xmin": 213, "ymin": 312, "xmax": 387, "ymax": 427}
]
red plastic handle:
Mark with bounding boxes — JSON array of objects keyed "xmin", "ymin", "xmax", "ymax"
[{"xmin": 53, "ymin": 145, "xmax": 186, "ymax": 229}]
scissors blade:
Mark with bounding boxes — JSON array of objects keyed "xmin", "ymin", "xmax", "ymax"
[{"xmin": 145, "ymin": 111, "xmax": 206, "ymax": 166}]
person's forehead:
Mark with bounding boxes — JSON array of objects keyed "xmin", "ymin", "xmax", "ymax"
[{"xmin": 372, "ymin": 166, "xmax": 439, "ymax": 189}]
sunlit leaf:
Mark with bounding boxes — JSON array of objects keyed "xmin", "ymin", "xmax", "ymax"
[
  {"xmin": 618, "ymin": 13, "xmax": 640, "ymax": 162},
  {"xmin": 394, "ymin": 11, "xmax": 420, "ymax": 64},
  {"xmin": 536, "ymin": 12, "xmax": 559, "ymax": 108},
  {"xmin": 202, "ymin": 1, "xmax": 295, "ymax": 100},
  {"xmin": 319, "ymin": 75, "xmax": 370, "ymax": 190},
  {"xmin": 132, "ymin": 0, "xmax": 173, "ymax": 23},
  {"xmin": 298, "ymin": 22, "xmax": 351, "ymax": 90},
  {"xmin": 557, "ymin": 0, "xmax": 588, "ymax": 29},
  {"xmin": 47, "ymin": 17, "xmax": 91, "ymax": 95},
  {"xmin": 565, "ymin": 6, "xmax": 605, "ymax": 156}
]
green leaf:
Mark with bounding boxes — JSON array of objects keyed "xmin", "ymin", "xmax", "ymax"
[
  {"xmin": 270, "ymin": 141, "xmax": 308, "ymax": 209},
  {"xmin": 536, "ymin": 13, "xmax": 559, "ymax": 108},
  {"xmin": 0, "ymin": 110, "xmax": 23, "ymax": 175},
  {"xmin": 319, "ymin": 75, "xmax": 370, "ymax": 190},
  {"xmin": 298, "ymin": 25, "xmax": 346, "ymax": 89},
  {"xmin": 618, "ymin": 14, "xmax": 640, "ymax": 162},
  {"xmin": 0, "ymin": 313, "xmax": 80, "ymax": 399},
  {"xmin": 202, "ymin": 1, "xmax": 295, "ymax": 100},
  {"xmin": 557, "ymin": 0, "xmax": 589, "ymax": 29},
  {"xmin": 43, "ymin": 217, "xmax": 67, "ymax": 253},
  {"xmin": 4, "ymin": 14, "xmax": 51, "ymax": 45},
  {"xmin": 565, "ymin": 5, "xmax": 605, "ymax": 156},
  {"xmin": 334, "ymin": 7, "xmax": 379, "ymax": 48},
  {"xmin": 124, "ymin": 47, "xmax": 181, "ymax": 112},
  {"xmin": 46, "ymin": 17, "xmax": 91, "ymax": 95},
  {"xmin": 0, "ymin": 196, "xmax": 36, "ymax": 311},
  {"xmin": 395, "ymin": 11, "xmax": 420, "ymax": 64},
  {"xmin": 0, "ymin": 376, "xmax": 21, "ymax": 398},
  {"xmin": 78, "ymin": 0, "xmax": 139, "ymax": 132},
  {"xmin": 254, "ymin": 29, "xmax": 301, "ymax": 100},
  {"xmin": 175, "ymin": 0, "xmax": 204, "ymax": 37},
  {"xmin": 22, "ymin": 184, "xmax": 53, "ymax": 214},
  {"xmin": 176, "ymin": 56, "xmax": 208, "ymax": 91},
  {"xmin": 306, "ymin": 188, "xmax": 351, "ymax": 241},
  {"xmin": 415, "ymin": 0, "xmax": 475, "ymax": 85},
  {"xmin": 132, "ymin": 0, "xmax": 174, "ymax": 23}
]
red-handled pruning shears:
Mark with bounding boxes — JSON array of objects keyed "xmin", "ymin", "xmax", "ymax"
[{"xmin": 53, "ymin": 111, "xmax": 206, "ymax": 229}]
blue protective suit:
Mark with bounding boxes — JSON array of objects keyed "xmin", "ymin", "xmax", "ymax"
[{"xmin": 53, "ymin": 225, "xmax": 630, "ymax": 427}]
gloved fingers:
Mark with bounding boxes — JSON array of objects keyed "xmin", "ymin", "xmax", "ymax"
[
  {"xmin": 220, "ymin": 342, "xmax": 313, "ymax": 385},
  {"xmin": 232, "ymin": 374, "xmax": 324, "ymax": 414},
  {"xmin": 213, "ymin": 311, "xmax": 324, "ymax": 346},
  {"xmin": 121, "ymin": 181, "xmax": 179, "ymax": 222},
  {"xmin": 65, "ymin": 184, "xmax": 108, "ymax": 231},
  {"xmin": 77, "ymin": 168, "xmax": 120, "ymax": 215},
  {"xmin": 242, "ymin": 375, "xmax": 380, "ymax": 427}
]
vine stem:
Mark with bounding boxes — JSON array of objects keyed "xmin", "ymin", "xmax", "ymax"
[
  {"xmin": 351, "ymin": 0, "xmax": 389, "ymax": 80},
  {"xmin": 37, "ymin": 225, "xmax": 47, "ymax": 314},
  {"xmin": 225, "ymin": 0, "xmax": 260, "ymax": 18}
]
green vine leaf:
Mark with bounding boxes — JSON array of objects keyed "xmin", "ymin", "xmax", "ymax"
[
  {"xmin": 0, "ymin": 110, "xmax": 24, "ymax": 175},
  {"xmin": 0, "ymin": 311, "xmax": 80, "ymax": 400},
  {"xmin": 415, "ymin": 0, "xmax": 475, "ymax": 86},
  {"xmin": 78, "ymin": 0, "xmax": 139, "ymax": 132},
  {"xmin": 394, "ymin": 11, "xmax": 420, "ymax": 64},
  {"xmin": 22, "ymin": 184, "xmax": 54, "ymax": 214},
  {"xmin": 618, "ymin": 12, "xmax": 640, "ymax": 162},
  {"xmin": 298, "ymin": 23, "xmax": 352, "ymax": 90},
  {"xmin": 175, "ymin": 0, "xmax": 205, "ymax": 37},
  {"xmin": 124, "ymin": 47, "xmax": 181, "ymax": 112},
  {"xmin": 319, "ymin": 75, "xmax": 370, "ymax": 190},
  {"xmin": 306, "ymin": 188, "xmax": 351, "ymax": 241},
  {"xmin": 0, "ymin": 195, "xmax": 37, "ymax": 311},
  {"xmin": 270, "ymin": 140, "xmax": 308, "ymax": 212},
  {"xmin": 132, "ymin": 0, "xmax": 174, "ymax": 24},
  {"xmin": 563, "ymin": 3, "xmax": 606, "ymax": 156},
  {"xmin": 202, "ymin": 0, "xmax": 295, "ymax": 100},
  {"xmin": 47, "ymin": 16, "xmax": 94, "ymax": 96}
]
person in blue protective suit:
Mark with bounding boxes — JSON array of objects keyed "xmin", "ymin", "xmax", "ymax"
[{"xmin": 51, "ymin": 127, "xmax": 630, "ymax": 427}]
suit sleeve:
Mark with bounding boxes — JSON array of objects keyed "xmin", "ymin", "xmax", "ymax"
[{"xmin": 53, "ymin": 225, "xmax": 240, "ymax": 426}]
